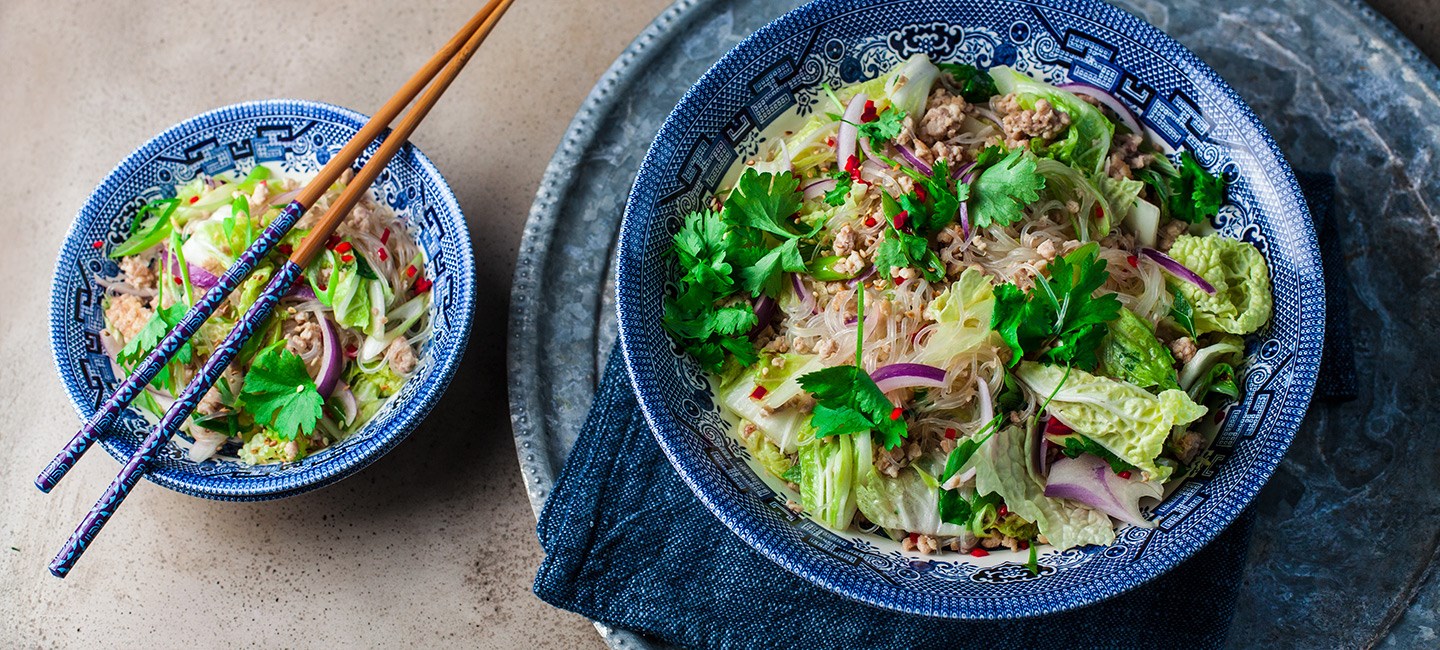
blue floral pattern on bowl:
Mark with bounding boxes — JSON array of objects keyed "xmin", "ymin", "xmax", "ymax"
[
  {"xmin": 48, "ymin": 99, "xmax": 475, "ymax": 501},
  {"xmin": 616, "ymin": 0, "xmax": 1324, "ymax": 618}
]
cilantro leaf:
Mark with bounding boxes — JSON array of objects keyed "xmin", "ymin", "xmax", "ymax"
[
  {"xmin": 117, "ymin": 303, "xmax": 194, "ymax": 372},
  {"xmin": 1140, "ymin": 151, "xmax": 1226, "ymax": 225},
  {"xmin": 797, "ymin": 366, "xmax": 908, "ymax": 449},
  {"xmin": 240, "ymin": 344, "xmax": 324, "ymax": 441},
  {"xmin": 1059, "ymin": 435, "xmax": 1136, "ymax": 473},
  {"xmin": 990, "ymin": 242, "xmax": 1122, "ymax": 370},
  {"xmin": 739, "ymin": 238, "xmax": 806, "ymax": 298},
  {"xmin": 856, "ymin": 107, "xmax": 906, "ymax": 148},
  {"xmin": 971, "ymin": 149, "xmax": 1046, "ymax": 229},
  {"xmin": 722, "ymin": 168, "xmax": 812, "ymax": 239},
  {"xmin": 938, "ymin": 63, "xmax": 999, "ymax": 103},
  {"xmin": 824, "ymin": 170, "xmax": 853, "ymax": 207},
  {"xmin": 794, "ymin": 287, "xmax": 909, "ymax": 449}
]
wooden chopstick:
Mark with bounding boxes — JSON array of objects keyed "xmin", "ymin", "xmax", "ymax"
[
  {"xmin": 46, "ymin": 0, "xmax": 515, "ymax": 578},
  {"xmin": 34, "ymin": 0, "xmax": 507, "ymax": 495}
]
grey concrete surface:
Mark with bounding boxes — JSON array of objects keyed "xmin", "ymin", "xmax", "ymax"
[{"xmin": 0, "ymin": 0, "xmax": 1432, "ymax": 647}]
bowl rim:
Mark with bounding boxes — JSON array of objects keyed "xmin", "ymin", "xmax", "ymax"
[
  {"xmin": 47, "ymin": 98, "xmax": 476, "ymax": 501},
  {"xmin": 615, "ymin": 0, "xmax": 1323, "ymax": 618}
]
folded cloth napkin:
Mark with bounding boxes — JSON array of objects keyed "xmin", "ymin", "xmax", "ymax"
[{"xmin": 534, "ymin": 175, "xmax": 1352, "ymax": 649}]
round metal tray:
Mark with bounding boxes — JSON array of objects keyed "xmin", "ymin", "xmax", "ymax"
[{"xmin": 508, "ymin": 0, "xmax": 1440, "ymax": 646}]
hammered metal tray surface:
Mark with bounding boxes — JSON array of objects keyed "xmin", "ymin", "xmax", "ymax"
[{"xmin": 508, "ymin": 0, "xmax": 1440, "ymax": 646}]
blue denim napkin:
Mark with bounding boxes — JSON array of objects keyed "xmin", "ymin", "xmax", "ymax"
[{"xmin": 533, "ymin": 175, "xmax": 1351, "ymax": 649}]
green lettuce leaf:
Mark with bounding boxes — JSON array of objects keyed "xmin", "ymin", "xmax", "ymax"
[
  {"xmin": 915, "ymin": 267, "xmax": 996, "ymax": 367},
  {"xmin": 854, "ymin": 446, "xmax": 967, "ymax": 537},
  {"xmin": 973, "ymin": 424, "xmax": 1115, "ymax": 550},
  {"xmin": 1166, "ymin": 234, "xmax": 1273, "ymax": 335},
  {"xmin": 1098, "ymin": 308, "xmax": 1179, "ymax": 392},
  {"xmin": 798, "ymin": 427, "xmax": 858, "ymax": 530},
  {"xmin": 990, "ymin": 66, "xmax": 1115, "ymax": 174},
  {"xmin": 1015, "ymin": 362, "xmax": 1207, "ymax": 482}
]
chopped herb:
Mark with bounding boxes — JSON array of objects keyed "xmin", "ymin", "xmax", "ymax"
[
  {"xmin": 1027, "ymin": 540, "xmax": 1039, "ymax": 574},
  {"xmin": 796, "ymin": 288, "xmax": 909, "ymax": 449},
  {"xmin": 352, "ymin": 250, "xmax": 379, "ymax": 280},
  {"xmin": 824, "ymin": 170, "xmax": 853, "ymax": 207},
  {"xmin": 971, "ymin": 149, "xmax": 1046, "ymax": 229},
  {"xmin": 662, "ymin": 209, "xmax": 759, "ymax": 372},
  {"xmin": 990, "ymin": 242, "xmax": 1122, "ymax": 370},
  {"xmin": 856, "ymin": 106, "xmax": 906, "ymax": 148},
  {"xmin": 1059, "ymin": 435, "xmax": 1136, "ymax": 473},
  {"xmin": 240, "ymin": 344, "xmax": 324, "ymax": 441},
  {"xmin": 1139, "ymin": 150, "xmax": 1225, "ymax": 225},
  {"xmin": 721, "ymin": 168, "xmax": 814, "ymax": 240}
]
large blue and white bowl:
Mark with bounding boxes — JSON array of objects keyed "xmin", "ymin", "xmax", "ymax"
[
  {"xmin": 617, "ymin": 0, "xmax": 1324, "ymax": 618},
  {"xmin": 49, "ymin": 100, "xmax": 475, "ymax": 501}
]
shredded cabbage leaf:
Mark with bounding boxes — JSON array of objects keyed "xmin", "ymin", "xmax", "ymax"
[
  {"xmin": 916, "ymin": 267, "xmax": 996, "ymax": 367},
  {"xmin": 973, "ymin": 424, "xmax": 1115, "ymax": 550},
  {"xmin": 1015, "ymin": 362, "xmax": 1207, "ymax": 482},
  {"xmin": 1167, "ymin": 234, "xmax": 1273, "ymax": 335}
]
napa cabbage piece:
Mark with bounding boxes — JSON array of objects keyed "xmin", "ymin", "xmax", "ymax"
[
  {"xmin": 720, "ymin": 353, "xmax": 825, "ymax": 452},
  {"xmin": 1015, "ymin": 362, "xmax": 1207, "ymax": 482},
  {"xmin": 1096, "ymin": 174, "xmax": 1145, "ymax": 220},
  {"xmin": 915, "ymin": 267, "xmax": 995, "ymax": 367},
  {"xmin": 1098, "ymin": 308, "xmax": 1179, "ymax": 392},
  {"xmin": 783, "ymin": 115, "xmax": 841, "ymax": 178},
  {"xmin": 1167, "ymin": 234, "xmax": 1273, "ymax": 335},
  {"xmin": 743, "ymin": 422, "xmax": 796, "ymax": 480},
  {"xmin": 347, "ymin": 363, "xmax": 405, "ymax": 428},
  {"xmin": 1179, "ymin": 334, "xmax": 1246, "ymax": 405},
  {"xmin": 973, "ymin": 424, "xmax": 1115, "ymax": 550},
  {"xmin": 991, "ymin": 66, "xmax": 1115, "ymax": 174},
  {"xmin": 837, "ymin": 53, "xmax": 941, "ymax": 119},
  {"xmin": 854, "ymin": 444, "xmax": 966, "ymax": 537},
  {"xmin": 799, "ymin": 426, "xmax": 858, "ymax": 529}
]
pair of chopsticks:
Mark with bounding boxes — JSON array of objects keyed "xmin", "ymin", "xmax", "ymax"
[{"xmin": 38, "ymin": 0, "xmax": 515, "ymax": 577}]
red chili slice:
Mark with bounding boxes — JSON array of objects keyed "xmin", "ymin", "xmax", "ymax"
[
  {"xmin": 750, "ymin": 386, "xmax": 768, "ymax": 400},
  {"xmin": 970, "ymin": 548, "xmax": 989, "ymax": 557},
  {"xmin": 889, "ymin": 407, "xmax": 903, "ymax": 421},
  {"xmin": 860, "ymin": 100, "xmax": 878, "ymax": 123},
  {"xmin": 334, "ymin": 241, "xmax": 353, "ymax": 254}
]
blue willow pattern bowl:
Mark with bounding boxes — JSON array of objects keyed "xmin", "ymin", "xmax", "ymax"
[
  {"xmin": 616, "ymin": 0, "xmax": 1324, "ymax": 618},
  {"xmin": 48, "ymin": 100, "xmax": 475, "ymax": 501}
]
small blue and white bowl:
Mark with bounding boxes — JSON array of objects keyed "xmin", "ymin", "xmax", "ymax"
[
  {"xmin": 617, "ymin": 0, "xmax": 1324, "ymax": 619},
  {"xmin": 49, "ymin": 99, "xmax": 475, "ymax": 501}
]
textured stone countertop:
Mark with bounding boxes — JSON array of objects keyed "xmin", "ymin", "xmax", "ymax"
[{"xmin": 0, "ymin": 0, "xmax": 1431, "ymax": 646}]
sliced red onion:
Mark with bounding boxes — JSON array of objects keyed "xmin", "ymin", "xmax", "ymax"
[
  {"xmin": 165, "ymin": 248, "xmax": 219, "ymax": 290},
  {"xmin": 334, "ymin": 382, "xmax": 358, "ymax": 425},
  {"xmin": 892, "ymin": 143, "xmax": 933, "ymax": 177},
  {"xmin": 314, "ymin": 313, "xmax": 342, "ymax": 397},
  {"xmin": 802, "ymin": 178, "xmax": 838, "ymax": 201},
  {"xmin": 1044, "ymin": 453, "xmax": 1162, "ymax": 527},
  {"xmin": 790, "ymin": 273, "xmax": 816, "ymax": 315},
  {"xmin": 871, "ymin": 363, "xmax": 948, "ymax": 394},
  {"xmin": 1139, "ymin": 247, "xmax": 1216, "ymax": 294},
  {"xmin": 748, "ymin": 294, "xmax": 776, "ymax": 339},
  {"xmin": 1059, "ymin": 83, "xmax": 1143, "ymax": 136},
  {"xmin": 835, "ymin": 93, "xmax": 867, "ymax": 170}
]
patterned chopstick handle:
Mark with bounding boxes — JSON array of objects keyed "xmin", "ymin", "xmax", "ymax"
[
  {"xmin": 35, "ymin": 201, "xmax": 304, "ymax": 493},
  {"xmin": 49, "ymin": 260, "xmax": 305, "ymax": 578}
]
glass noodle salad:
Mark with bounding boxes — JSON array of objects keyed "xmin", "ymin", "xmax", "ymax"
[
  {"xmin": 98, "ymin": 165, "xmax": 432, "ymax": 465},
  {"xmin": 663, "ymin": 55, "xmax": 1272, "ymax": 559}
]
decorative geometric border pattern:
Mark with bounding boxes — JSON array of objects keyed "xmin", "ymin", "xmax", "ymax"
[
  {"xmin": 615, "ymin": 0, "xmax": 1323, "ymax": 618},
  {"xmin": 48, "ymin": 100, "xmax": 476, "ymax": 501}
]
